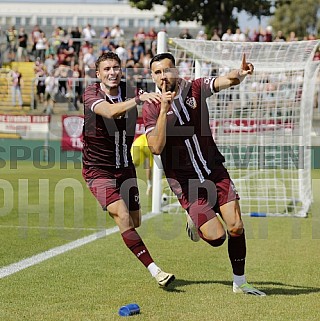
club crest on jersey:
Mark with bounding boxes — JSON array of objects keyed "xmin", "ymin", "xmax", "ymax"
[{"xmin": 186, "ymin": 97, "xmax": 197, "ymax": 109}]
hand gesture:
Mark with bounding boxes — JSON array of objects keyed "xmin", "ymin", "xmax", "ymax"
[
  {"xmin": 139, "ymin": 92, "xmax": 162, "ymax": 104},
  {"xmin": 161, "ymin": 81, "xmax": 175, "ymax": 113},
  {"xmin": 239, "ymin": 53, "xmax": 254, "ymax": 76}
]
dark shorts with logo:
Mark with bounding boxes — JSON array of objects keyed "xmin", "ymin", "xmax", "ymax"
[
  {"xmin": 169, "ymin": 164, "xmax": 239, "ymax": 228},
  {"xmin": 82, "ymin": 166, "xmax": 140, "ymax": 212}
]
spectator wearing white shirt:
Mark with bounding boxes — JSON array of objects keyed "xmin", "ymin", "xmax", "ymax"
[
  {"xmin": 82, "ymin": 24, "xmax": 96, "ymax": 43},
  {"xmin": 232, "ymin": 28, "xmax": 246, "ymax": 42},
  {"xmin": 110, "ymin": 25, "xmax": 124, "ymax": 45},
  {"xmin": 221, "ymin": 28, "xmax": 233, "ymax": 41}
]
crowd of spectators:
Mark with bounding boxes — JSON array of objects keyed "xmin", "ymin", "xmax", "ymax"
[{"xmin": 0, "ymin": 24, "xmax": 319, "ymax": 113}]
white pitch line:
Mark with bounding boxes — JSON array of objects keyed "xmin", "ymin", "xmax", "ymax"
[{"xmin": 0, "ymin": 211, "xmax": 160, "ymax": 279}]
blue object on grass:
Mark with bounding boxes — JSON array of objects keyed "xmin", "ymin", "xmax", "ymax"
[{"xmin": 118, "ymin": 303, "xmax": 140, "ymax": 317}]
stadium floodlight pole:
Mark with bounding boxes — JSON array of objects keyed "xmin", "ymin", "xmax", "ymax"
[{"xmin": 151, "ymin": 31, "xmax": 167, "ymax": 213}]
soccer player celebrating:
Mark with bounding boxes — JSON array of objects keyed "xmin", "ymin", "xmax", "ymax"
[
  {"xmin": 82, "ymin": 52, "xmax": 175, "ymax": 287},
  {"xmin": 143, "ymin": 52, "xmax": 266, "ymax": 295}
]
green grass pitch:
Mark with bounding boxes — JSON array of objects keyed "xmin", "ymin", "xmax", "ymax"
[{"xmin": 0, "ymin": 162, "xmax": 319, "ymax": 321}]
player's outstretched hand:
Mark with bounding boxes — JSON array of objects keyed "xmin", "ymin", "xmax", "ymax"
[
  {"xmin": 240, "ymin": 53, "xmax": 254, "ymax": 76},
  {"xmin": 140, "ymin": 92, "xmax": 162, "ymax": 104}
]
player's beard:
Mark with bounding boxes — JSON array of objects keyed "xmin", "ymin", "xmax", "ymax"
[{"xmin": 159, "ymin": 81, "xmax": 176, "ymax": 93}]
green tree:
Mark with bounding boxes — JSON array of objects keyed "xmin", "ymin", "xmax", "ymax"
[
  {"xmin": 129, "ymin": 0, "xmax": 272, "ymax": 34},
  {"xmin": 270, "ymin": 0, "xmax": 319, "ymax": 39}
]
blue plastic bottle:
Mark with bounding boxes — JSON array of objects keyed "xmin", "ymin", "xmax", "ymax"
[{"xmin": 118, "ymin": 303, "xmax": 140, "ymax": 316}]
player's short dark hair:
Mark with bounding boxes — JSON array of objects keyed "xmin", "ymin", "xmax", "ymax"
[
  {"xmin": 149, "ymin": 52, "xmax": 176, "ymax": 69},
  {"xmin": 95, "ymin": 52, "xmax": 121, "ymax": 71}
]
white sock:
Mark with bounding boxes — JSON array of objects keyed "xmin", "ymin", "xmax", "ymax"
[
  {"xmin": 233, "ymin": 274, "xmax": 246, "ymax": 286},
  {"xmin": 147, "ymin": 262, "xmax": 160, "ymax": 277},
  {"xmin": 147, "ymin": 180, "xmax": 152, "ymax": 188}
]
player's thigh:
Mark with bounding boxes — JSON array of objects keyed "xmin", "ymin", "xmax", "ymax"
[
  {"xmin": 199, "ymin": 216, "xmax": 226, "ymax": 240},
  {"xmin": 219, "ymin": 199, "xmax": 243, "ymax": 236}
]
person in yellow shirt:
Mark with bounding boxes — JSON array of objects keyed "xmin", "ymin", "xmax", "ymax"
[{"xmin": 131, "ymin": 133, "xmax": 153, "ymax": 195}]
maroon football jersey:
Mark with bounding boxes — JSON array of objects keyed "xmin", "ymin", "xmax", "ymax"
[
  {"xmin": 143, "ymin": 77, "xmax": 225, "ymax": 184},
  {"xmin": 82, "ymin": 81, "xmax": 137, "ymax": 169}
]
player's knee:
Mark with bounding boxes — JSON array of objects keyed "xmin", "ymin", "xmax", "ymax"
[
  {"xmin": 228, "ymin": 224, "xmax": 244, "ymax": 237},
  {"xmin": 203, "ymin": 234, "xmax": 226, "ymax": 247}
]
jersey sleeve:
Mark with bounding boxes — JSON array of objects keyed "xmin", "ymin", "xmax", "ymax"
[
  {"xmin": 83, "ymin": 84, "xmax": 105, "ymax": 113},
  {"xmin": 193, "ymin": 77, "xmax": 217, "ymax": 99},
  {"xmin": 142, "ymin": 101, "xmax": 159, "ymax": 135}
]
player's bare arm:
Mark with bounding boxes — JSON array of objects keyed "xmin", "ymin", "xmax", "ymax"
[
  {"xmin": 94, "ymin": 92, "xmax": 161, "ymax": 119},
  {"xmin": 213, "ymin": 53, "xmax": 254, "ymax": 92},
  {"xmin": 146, "ymin": 82, "xmax": 175, "ymax": 155}
]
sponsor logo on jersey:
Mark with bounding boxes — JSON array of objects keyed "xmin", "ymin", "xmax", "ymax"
[{"xmin": 186, "ymin": 97, "xmax": 197, "ymax": 109}]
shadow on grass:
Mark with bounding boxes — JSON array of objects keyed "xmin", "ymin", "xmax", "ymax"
[{"xmin": 163, "ymin": 279, "xmax": 320, "ymax": 296}]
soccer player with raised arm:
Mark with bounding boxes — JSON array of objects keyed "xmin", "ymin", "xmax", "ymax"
[
  {"xmin": 142, "ymin": 52, "xmax": 266, "ymax": 295},
  {"xmin": 82, "ymin": 52, "xmax": 175, "ymax": 287}
]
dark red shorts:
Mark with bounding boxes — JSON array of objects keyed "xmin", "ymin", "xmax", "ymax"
[
  {"xmin": 82, "ymin": 166, "xmax": 140, "ymax": 211},
  {"xmin": 169, "ymin": 164, "xmax": 239, "ymax": 228}
]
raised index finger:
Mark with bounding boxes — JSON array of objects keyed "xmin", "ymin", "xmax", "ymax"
[
  {"xmin": 162, "ymin": 81, "xmax": 166, "ymax": 93},
  {"xmin": 241, "ymin": 53, "xmax": 247, "ymax": 70}
]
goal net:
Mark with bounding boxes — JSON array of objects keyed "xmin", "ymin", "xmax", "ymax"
[{"xmin": 155, "ymin": 37, "xmax": 320, "ymax": 217}]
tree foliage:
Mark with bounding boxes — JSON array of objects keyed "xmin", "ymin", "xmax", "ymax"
[
  {"xmin": 270, "ymin": 0, "xmax": 319, "ymax": 39},
  {"xmin": 129, "ymin": 0, "xmax": 272, "ymax": 34}
]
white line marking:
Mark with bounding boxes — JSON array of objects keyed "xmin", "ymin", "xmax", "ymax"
[{"xmin": 0, "ymin": 211, "xmax": 160, "ymax": 279}]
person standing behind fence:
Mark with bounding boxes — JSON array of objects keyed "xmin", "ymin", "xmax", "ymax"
[
  {"xmin": 17, "ymin": 27, "xmax": 28, "ymax": 62},
  {"xmin": 11, "ymin": 68, "xmax": 23, "ymax": 108},
  {"xmin": 6, "ymin": 26, "xmax": 18, "ymax": 62},
  {"xmin": 43, "ymin": 71, "xmax": 58, "ymax": 114}
]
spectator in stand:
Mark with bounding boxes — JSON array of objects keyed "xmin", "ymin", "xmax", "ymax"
[
  {"xmin": 44, "ymin": 53, "xmax": 57, "ymax": 75},
  {"xmin": 232, "ymin": 28, "xmax": 246, "ymax": 42},
  {"xmin": 17, "ymin": 27, "xmax": 28, "ymax": 62},
  {"xmin": 99, "ymin": 38, "xmax": 112, "ymax": 55},
  {"xmin": 115, "ymin": 41, "xmax": 128, "ymax": 68},
  {"xmin": 6, "ymin": 26, "xmax": 18, "ymax": 61},
  {"xmin": 134, "ymin": 27, "xmax": 147, "ymax": 53},
  {"xmin": 221, "ymin": 28, "xmax": 233, "ymax": 41},
  {"xmin": 70, "ymin": 26, "xmax": 82, "ymax": 56},
  {"xmin": 196, "ymin": 30, "xmax": 208, "ymax": 40},
  {"xmin": 66, "ymin": 63, "xmax": 83, "ymax": 110},
  {"xmin": 83, "ymin": 46, "xmax": 97, "ymax": 84},
  {"xmin": 80, "ymin": 41, "xmax": 92, "ymax": 56},
  {"xmin": 131, "ymin": 39, "xmax": 144, "ymax": 64},
  {"xmin": 59, "ymin": 37, "xmax": 76, "ymax": 66},
  {"xmin": 211, "ymin": 28, "xmax": 221, "ymax": 41},
  {"xmin": 51, "ymin": 26, "xmax": 64, "ymax": 53},
  {"xmin": 179, "ymin": 28, "xmax": 192, "ymax": 39},
  {"xmin": 146, "ymin": 27, "xmax": 157, "ymax": 41},
  {"xmin": 110, "ymin": 24, "xmax": 124, "ymax": 45},
  {"xmin": 264, "ymin": 26, "xmax": 273, "ymax": 42},
  {"xmin": 34, "ymin": 60, "xmax": 46, "ymax": 104},
  {"xmin": 11, "ymin": 68, "xmax": 23, "ymax": 108},
  {"xmin": 82, "ymin": 24, "xmax": 96, "ymax": 43},
  {"xmin": 274, "ymin": 30, "xmax": 286, "ymax": 42},
  {"xmin": 43, "ymin": 70, "xmax": 59, "ymax": 114},
  {"xmin": 31, "ymin": 25, "xmax": 41, "ymax": 58},
  {"xmin": 35, "ymin": 31, "xmax": 48, "ymax": 62},
  {"xmin": 288, "ymin": 31, "xmax": 298, "ymax": 41},
  {"xmin": 100, "ymin": 26, "xmax": 111, "ymax": 39}
]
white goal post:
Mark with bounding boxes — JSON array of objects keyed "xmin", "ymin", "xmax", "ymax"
[{"xmin": 152, "ymin": 34, "xmax": 320, "ymax": 217}]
